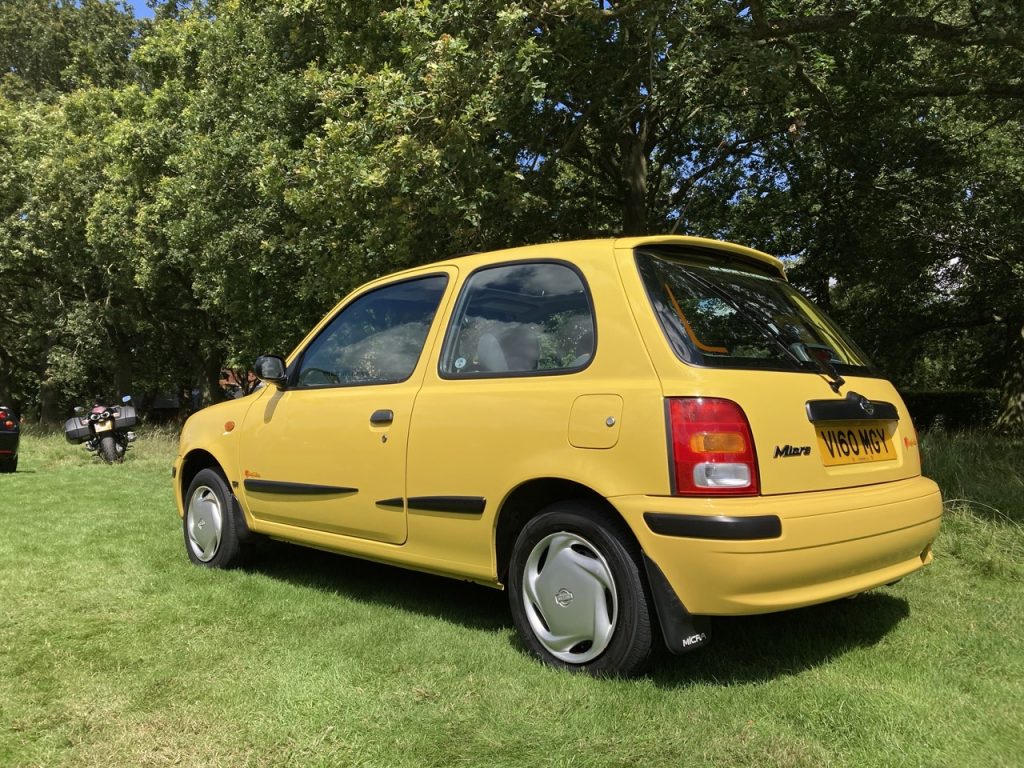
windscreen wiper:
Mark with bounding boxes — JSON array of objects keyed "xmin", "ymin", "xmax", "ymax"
[{"xmin": 681, "ymin": 269, "xmax": 846, "ymax": 393}]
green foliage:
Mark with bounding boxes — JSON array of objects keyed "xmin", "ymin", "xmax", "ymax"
[
  {"xmin": 900, "ymin": 390, "xmax": 1000, "ymax": 431},
  {"xmin": 0, "ymin": 0, "xmax": 142, "ymax": 100},
  {"xmin": 0, "ymin": 0, "xmax": 1022, "ymax": 429}
]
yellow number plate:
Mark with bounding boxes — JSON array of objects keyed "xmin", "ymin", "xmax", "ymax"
[
  {"xmin": 816, "ymin": 423, "xmax": 896, "ymax": 467},
  {"xmin": 93, "ymin": 420, "xmax": 113, "ymax": 433}
]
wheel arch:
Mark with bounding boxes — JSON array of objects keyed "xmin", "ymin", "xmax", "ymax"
[
  {"xmin": 179, "ymin": 449, "xmax": 227, "ymax": 506},
  {"xmin": 178, "ymin": 448, "xmax": 255, "ymax": 539},
  {"xmin": 494, "ymin": 478, "xmax": 640, "ymax": 584}
]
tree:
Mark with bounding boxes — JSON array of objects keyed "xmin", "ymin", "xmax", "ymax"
[
  {"xmin": 0, "ymin": 0, "xmax": 1021, "ymax": 432},
  {"xmin": 0, "ymin": 0, "xmax": 142, "ymax": 100},
  {"xmin": 0, "ymin": 0, "xmax": 149, "ymax": 418}
]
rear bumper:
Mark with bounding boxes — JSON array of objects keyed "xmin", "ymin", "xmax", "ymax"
[
  {"xmin": 611, "ymin": 476, "xmax": 942, "ymax": 615},
  {"xmin": 0, "ymin": 432, "xmax": 19, "ymax": 455}
]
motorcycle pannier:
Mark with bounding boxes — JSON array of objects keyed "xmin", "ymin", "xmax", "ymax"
[
  {"xmin": 64, "ymin": 417, "xmax": 91, "ymax": 443},
  {"xmin": 114, "ymin": 405, "xmax": 138, "ymax": 430}
]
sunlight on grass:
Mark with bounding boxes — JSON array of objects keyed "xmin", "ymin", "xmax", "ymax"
[
  {"xmin": 921, "ymin": 428, "xmax": 1024, "ymax": 523},
  {"xmin": 1, "ymin": 429, "xmax": 1021, "ymax": 767}
]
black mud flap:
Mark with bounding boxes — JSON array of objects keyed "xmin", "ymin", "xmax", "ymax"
[
  {"xmin": 232, "ymin": 493, "xmax": 254, "ymax": 541},
  {"xmin": 642, "ymin": 553, "xmax": 711, "ymax": 654}
]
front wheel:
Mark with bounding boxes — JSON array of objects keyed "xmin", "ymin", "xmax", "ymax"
[
  {"xmin": 183, "ymin": 468, "xmax": 244, "ymax": 568},
  {"xmin": 508, "ymin": 501, "xmax": 653, "ymax": 677}
]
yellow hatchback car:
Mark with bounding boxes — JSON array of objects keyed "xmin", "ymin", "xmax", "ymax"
[{"xmin": 173, "ymin": 236, "xmax": 942, "ymax": 676}]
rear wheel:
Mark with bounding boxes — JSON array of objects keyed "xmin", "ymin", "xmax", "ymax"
[
  {"xmin": 508, "ymin": 501, "xmax": 653, "ymax": 677},
  {"xmin": 0, "ymin": 455, "xmax": 16, "ymax": 473},
  {"xmin": 184, "ymin": 468, "xmax": 243, "ymax": 568},
  {"xmin": 98, "ymin": 435, "xmax": 122, "ymax": 464}
]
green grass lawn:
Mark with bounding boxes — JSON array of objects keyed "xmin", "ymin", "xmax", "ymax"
[{"xmin": 1, "ymin": 428, "xmax": 1021, "ymax": 767}]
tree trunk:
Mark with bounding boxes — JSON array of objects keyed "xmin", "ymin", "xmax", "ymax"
[
  {"xmin": 114, "ymin": 337, "xmax": 134, "ymax": 400},
  {"xmin": 200, "ymin": 352, "xmax": 225, "ymax": 408},
  {"xmin": 38, "ymin": 377, "xmax": 62, "ymax": 425},
  {"xmin": 621, "ymin": 121, "xmax": 649, "ymax": 236},
  {"xmin": 994, "ymin": 317, "xmax": 1024, "ymax": 435},
  {"xmin": 37, "ymin": 334, "xmax": 62, "ymax": 425},
  {"xmin": 0, "ymin": 350, "xmax": 14, "ymax": 410}
]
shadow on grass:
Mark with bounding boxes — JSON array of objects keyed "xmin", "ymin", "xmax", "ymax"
[
  {"xmin": 649, "ymin": 591, "xmax": 910, "ymax": 687},
  {"xmin": 244, "ymin": 539, "xmax": 909, "ymax": 685},
  {"xmin": 243, "ymin": 539, "xmax": 511, "ymax": 633}
]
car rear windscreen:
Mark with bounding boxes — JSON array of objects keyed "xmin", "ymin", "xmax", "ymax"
[{"xmin": 635, "ymin": 250, "xmax": 876, "ymax": 375}]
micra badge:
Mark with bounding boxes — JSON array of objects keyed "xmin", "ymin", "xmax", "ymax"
[{"xmin": 774, "ymin": 445, "xmax": 811, "ymax": 458}]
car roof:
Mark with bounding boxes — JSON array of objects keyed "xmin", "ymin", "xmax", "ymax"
[{"xmin": 388, "ymin": 236, "xmax": 786, "ymax": 281}]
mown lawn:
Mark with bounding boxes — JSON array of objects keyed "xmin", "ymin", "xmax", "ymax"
[{"xmin": 1, "ymin": 428, "xmax": 1021, "ymax": 767}]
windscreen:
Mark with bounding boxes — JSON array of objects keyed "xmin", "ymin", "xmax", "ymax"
[{"xmin": 636, "ymin": 250, "xmax": 875, "ymax": 375}]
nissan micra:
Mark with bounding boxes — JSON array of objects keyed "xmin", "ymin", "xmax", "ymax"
[{"xmin": 173, "ymin": 236, "xmax": 942, "ymax": 676}]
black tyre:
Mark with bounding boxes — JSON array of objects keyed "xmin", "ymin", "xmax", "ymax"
[
  {"xmin": 507, "ymin": 501, "xmax": 653, "ymax": 677},
  {"xmin": 0, "ymin": 456, "xmax": 16, "ymax": 473},
  {"xmin": 183, "ymin": 468, "xmax": 244, "ymax": 568},
  {"xmin": 98, "ymin": 435, "xmax": 122, "ymax": 464}
]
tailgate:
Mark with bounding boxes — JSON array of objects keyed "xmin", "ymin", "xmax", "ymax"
[{"xmin": 613, "ymin": 243, "xmax": 923, "ymax": 495}]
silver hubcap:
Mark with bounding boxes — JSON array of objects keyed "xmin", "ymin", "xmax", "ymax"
[
  {"xmin": 522, "ymin": 532, "xmax": 618, "ymax": 664},
  {"xmin": 186, "ymin": 485, "xmax": 223, "ymax": 563}
]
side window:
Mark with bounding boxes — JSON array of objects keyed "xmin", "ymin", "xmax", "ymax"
[
  {"xmin": 296, "ymin": 275, "xmax": 448, "ymax": 388},
  {"xmin": 441, "ymin": 262, "xmax": 595, "ymax": 377}
]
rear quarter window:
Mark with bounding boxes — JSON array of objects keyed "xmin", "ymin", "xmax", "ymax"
[{"xmin": 440, "ymin": 261, "xmax": 596, "ymax": 377}]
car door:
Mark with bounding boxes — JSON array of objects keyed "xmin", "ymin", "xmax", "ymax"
[{"xmin": 238, "ymin": 272, "xmax": 452, "ymax": 545}]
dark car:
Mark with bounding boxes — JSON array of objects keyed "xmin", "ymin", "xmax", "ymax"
[{"xmin": 0, "ymin": 406, "xmax": 18, "ymax": 472}]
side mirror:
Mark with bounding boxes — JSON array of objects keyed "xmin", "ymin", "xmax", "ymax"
[
  {"xmin": 73, "ymin": 406, "xmax": 85, "ymax": 415},
  {"xmin": 254, "ymin": 355, "xmax": 288, "ymax": 390},
  {"xmin": 122, "ymin": 394, "xmax": 132, "ymax": 404}
]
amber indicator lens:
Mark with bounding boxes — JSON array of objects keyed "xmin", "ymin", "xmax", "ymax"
[{"xmin": 690, "ymin": 431, "xmax": 745, "ymax": 453}]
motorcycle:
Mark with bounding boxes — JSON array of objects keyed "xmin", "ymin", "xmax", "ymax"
[{"xmin": 64, "ymin": 395, "xmax": 138, "ymax": 464}]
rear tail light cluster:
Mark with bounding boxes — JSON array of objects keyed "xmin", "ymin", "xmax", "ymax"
[
  {"xmin": 667, "ymin": 397, "xmax": 759, "ymax": 496},
  {"xmin": 0, "ymin": 410, "xmax": 14, "ymax": 429}
]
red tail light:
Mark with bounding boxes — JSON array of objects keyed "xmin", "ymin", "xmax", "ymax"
[
  {"xmin": 0, "ymin": 410, "xmax": 7, "ymax": 420},
  {"xmin": 667, "ymin": 397, "xmax": 760, "ymax": 496}
]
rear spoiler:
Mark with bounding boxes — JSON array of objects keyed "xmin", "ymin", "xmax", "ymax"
[{"xmin": 615, "ymin": 235, "xmax": 786, "ymax": 280}]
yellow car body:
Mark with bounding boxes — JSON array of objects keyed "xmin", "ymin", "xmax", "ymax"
[{"xmin": 174, "ymin": 235, "xmax": 941, "ymax": 675}]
